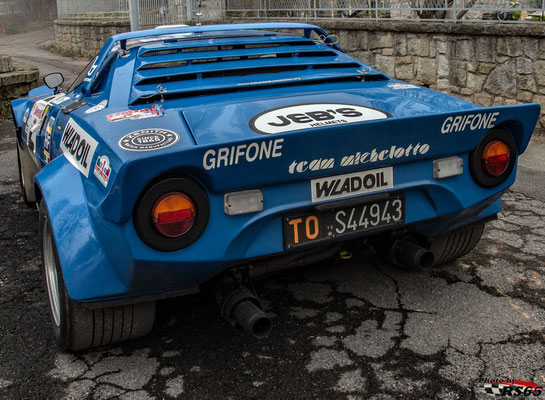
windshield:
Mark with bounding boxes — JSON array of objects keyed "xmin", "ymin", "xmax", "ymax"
[{"xmin": 67, "ymin": 56, "xmax": 97, "ymax": 93}]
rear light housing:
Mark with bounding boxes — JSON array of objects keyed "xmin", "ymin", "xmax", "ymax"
[
  {"xmin": 469, "ymin": 128, "xmax": 517, "ymax": 188},
  {"xmin": 481, "ymin": 140, "xmax": 510, "ymax": 176},
  {"xmin": 134, "ymin": 176, "xmax": 209, "ymax": 252},
  {"xmin": 152, "ymin": 193, "xmax": 196, "ymax": 237}
]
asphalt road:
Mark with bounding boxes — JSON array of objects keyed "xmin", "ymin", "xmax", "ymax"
[
  {"xmin": 1, "ymin": 120, "xmax": 545, "ymax": 400},
  {"xmin": 1, "ymin": 28, "xmax": 545, "ymax": 400},
  {"xmin": 0, "ymin": 27, "xmax": 90, "ymax": 87}
]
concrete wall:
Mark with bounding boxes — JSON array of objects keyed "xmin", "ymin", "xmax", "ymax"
[
  {"xmin": 0, "ymin": 55, "xmax": 39, "ymax": 120},
  {"xmin": 53, "ymin": 19, "xmax": 545, "ymax": 130}
]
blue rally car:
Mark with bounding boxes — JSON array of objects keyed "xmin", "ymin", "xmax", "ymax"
[{"xmin": 11, "ymin": 23, "xmax": 540, "ymax": 350}]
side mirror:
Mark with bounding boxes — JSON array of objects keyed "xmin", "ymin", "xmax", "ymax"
[{"xmin": 43, "ymin": 73, "xmax": 64, "ymax": 92}]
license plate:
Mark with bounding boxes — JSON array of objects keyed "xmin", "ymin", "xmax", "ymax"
[{"xmin": 283, "ymin": 195, "xmax": 405, "ymax": 249}]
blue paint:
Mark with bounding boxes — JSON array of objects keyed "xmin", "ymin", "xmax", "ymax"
[{"xmin": 10, "ymin": 23, "xmax": 540, "ymax": 304}]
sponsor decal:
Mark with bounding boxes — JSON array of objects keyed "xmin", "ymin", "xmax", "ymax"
[
  {"xmin": 51, "ymin": 94, "xmax": 71, "ymax": 105},
  {"xmin": 289, "ymin": 158, "xmax": 335, "ymax": 174},
  {"xmin": 311, "ymin": 167, "xmax": 393, "ymax": 203},
  {"xmin": 94, "ymin": 155, "xmax": 111, "ymax": 187},
  {"xmin": 44, "ymin": 116, "xmax": 55, "ymax": 163},
  {"xmin": 26, "ymin": 100, "xmax": 49, "ymax": 151},
  {"xmin": 118, "ymin": 128, "xmax": 179, "ymax": 151},
  {"xmin": 202, "ymin": 138, "xmax": 284, "ymax": 170},
  {"xmin": 340, "ymin": 143, "xmax": 429, "ymax": 166},
  {"xmin": 477, "ymin": 377, "xmax": 542, "ymax": 397},
  {"xmin": 83, "ymin": 56, "xmax": 99, "ymax": 83},
  {"xmin": 85, "ymin": 100, "xmax": 108, "ymax": 114},
  {"xmin": 50, "ymin": 94, "xmax": 71, "ymax": 105},
  {"xmin": 441, "ymin": 112, "xmax": 499, "ymax": 134},
  {"xmin": 387, "ymin": 83, "xmax": 419, "ymax": 90},
  {"xmin": 289, "ymin": 143, "xmax": 430, "ymax": 174},
  {"xmin": 107, "ymin": 104, "xmax": 165, "ymax": 122},
  {"xmin": 250, "ymin": 103, "xmax": 390, "ymax": 135},
  {"xmin": 46, "ymin": 116, "xmax": 55, "ymax": 134},
  {"xmin": 22, "ymin": 107, "xmax": 30, "ymax": 124},
  {"xmin": 60, "ymin": 118, "xmax": 98, "ymax": 177}
]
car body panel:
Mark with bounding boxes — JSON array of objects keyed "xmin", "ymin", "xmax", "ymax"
[{"xmin": 12, "ymin": 23, "xmax": 540, "ymax": 304}]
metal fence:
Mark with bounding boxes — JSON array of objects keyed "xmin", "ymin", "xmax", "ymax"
[
  {"xmin": 56, "ymin": 0, "xmax": 130, "ymax": 20},
  {"xmin": 0, "ymin": 1, "xmax": 23, "ymax": 15},
  {"xmin": 56, "ymin": 0, "xmax": 545, "ymax": 24},
  {"xmin": 225, "ymin": 0, "xmax": 545, "ymax": 22},
  {"xmin": 56, "ymin": 0, "xmax": 200, "ymax": 26}
]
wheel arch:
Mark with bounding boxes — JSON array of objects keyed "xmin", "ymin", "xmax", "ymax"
[{"xmin": 35, "ymin": 156, "xmax": 130, "ymax": 302}]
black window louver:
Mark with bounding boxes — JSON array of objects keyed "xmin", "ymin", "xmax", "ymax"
[
  {"xmin": 134, "ymin": 74, "xmax": 388, "ymax": 105},
  {"xmin": 136, "ymin": 62, "xmax": 365, "ymax": 86},
  {"xmin": 131, "ymin": 35, "xmax": 389, "ymax": 105}
]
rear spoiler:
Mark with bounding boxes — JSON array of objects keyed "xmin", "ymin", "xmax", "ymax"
[{"xmin": 81, "ymin": 23, "xmax": 343, "ymax": 96}]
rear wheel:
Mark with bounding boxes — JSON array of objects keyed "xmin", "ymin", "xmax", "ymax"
[
  {"xmin": 17, "ymin": 140, "xmax": 37, "ymax": 206},
  {"xmin": 427, "ymin": 222, "xmax": 485, "ymax": 266},
  {"xmin": 40, "ymin": 201, "xmax": 156, "ymax": 351}
]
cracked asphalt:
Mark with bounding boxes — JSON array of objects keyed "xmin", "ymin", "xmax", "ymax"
[
  {"xmin": 1, "ymin": 27, "xmax": 545, "ymax": 400},
  {"xmin": 1, "ymin": 116, "xmax": 545, "ymax": 399}
]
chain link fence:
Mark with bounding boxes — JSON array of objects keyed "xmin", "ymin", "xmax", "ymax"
[
  {"xmin": 56, "ymin": 0, "xmax": 130, "ymax": 20},
  {"xmin": 56, "ymin": 0, "xmax": 200, "ymax": 26},
  {"xmin": 55, "ymin": 0, "xmax": 545, "ymax": 24},
  {"xmin": 226, "ymin": 0, "xmax": 545, "ymax": 22},
  {"xmin": 0, "ymin": 1, "xmax": 23, "ymax": 15}
]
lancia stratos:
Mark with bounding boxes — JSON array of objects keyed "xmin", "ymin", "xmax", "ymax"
[{"xmin": 10, "ymin": 23, "xmax": 540, "ymax": 350}]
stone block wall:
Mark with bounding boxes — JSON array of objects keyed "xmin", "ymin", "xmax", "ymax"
[
  {"xmin": 54, "ymin": 20, "xmax": 131, "ymax": 58},
  {"xmin": 313, "ymin": 20, "xmax": 545, "ymax": 130},
  {"xmin": 0, "ymin": 55, "xmax": 39, "ymax": 120},
  {"xmin": 53, "ymin": 18, "xmax": 545, "ymax": 130}
]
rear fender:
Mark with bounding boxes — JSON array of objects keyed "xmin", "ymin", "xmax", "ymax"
[
  {"xmin": 10, "ymin": 98, "xmax": 28, "ymax": 131},
  {"xmin": 35, "ymin": 156, "xmax": 129, "ymax": 302}
]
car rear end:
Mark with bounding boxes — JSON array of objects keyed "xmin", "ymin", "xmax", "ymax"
[
  {"xmin": 33, "ymin": 23, "xmax": 540, "ymax": 349},
  {"xmin": 72, "ymin": 24, "xmax": 539, "ymax": 299}
]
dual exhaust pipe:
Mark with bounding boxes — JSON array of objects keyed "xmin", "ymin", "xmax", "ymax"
[
  {"xmin": 214, "ymin": 275, "xmax": 272, "ymax": 339},
  {"xmin": 385, "ymin": 237, "xmax": 435, "ymax": 269},
  {"xmin": 214, "ymin": 237, "xmax": 433, "ymax": 340}
]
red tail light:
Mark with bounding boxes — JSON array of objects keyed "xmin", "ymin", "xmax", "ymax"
[
  {"xmin": 152, "ymin": 193, "xmax": 196, "ymax": 237},
  {"xmin": 135, "ymin": 176, "xmax": 209, "ymax": 252},
  {"xmin": 469, "ymin": 128, "xmax": 516, "ymax": 188},
  {"xmin": 481, "ymin": 140, "xmax": 510, "ymax": 176}
]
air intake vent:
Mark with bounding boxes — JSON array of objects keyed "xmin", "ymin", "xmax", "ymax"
[{"xmin": 130, "ymin": 33, "xmax": 388, "ymax": 105}]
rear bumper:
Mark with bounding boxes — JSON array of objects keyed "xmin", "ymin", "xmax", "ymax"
[{"xmin": 71, "ymin": 154, "xmax": 510, "ymax": 305}]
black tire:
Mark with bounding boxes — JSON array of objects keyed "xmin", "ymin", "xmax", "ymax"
[
  {"xmin": 39, "ymin": 201, "xmax": 156, "ymax": 351},
  {"xmin": 428, "ymin": 222, "xmax": 485, "ymax": 266},
  {"xmin": 17, "ymin": 141, "xmax": 37, "ymax": 206}
]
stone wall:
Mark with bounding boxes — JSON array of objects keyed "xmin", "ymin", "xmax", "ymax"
[
  {"xmin": 0, "ymin": 55, "xmax": 39, "ymax": 120},
  {"xmin": 311, "ymin": 20, "xmax": 545, "ymax": 129},
  {"xmin": 53, "ymin": 19, "xmax": 545, "ymax": 129},
  {"xmin": 54, "ymin": 20, "xmax": 131, "ymax": 58}
]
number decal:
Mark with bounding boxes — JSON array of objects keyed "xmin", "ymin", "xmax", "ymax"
[
  {"xmin": 306, "ymin": 216, "xmax": 319, "ymax": 240},
  {"xmin": 391, "ymin": 199, "xmax": 403, "ymax": 222},
  {"xmin": 335, "ymin": 211, "xmax": 347, "ymax": 234},
  {"xmin": 381, "ymin": 200, "xmax": 391, "ymax": 223},
  {"xmin": 285, "ymin": 196, "xmax": 404, "ymax": 248},
  {"xmin": 358, "ymin": 205, "xmax": 368, "ymax": 229},
  {"xmin": 369, "ymin": 203, "xmax": 380, "ymax": 226},
  {"xmin": 347, "ymin": 208, "xmax": 357, "ymax": 231}
]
